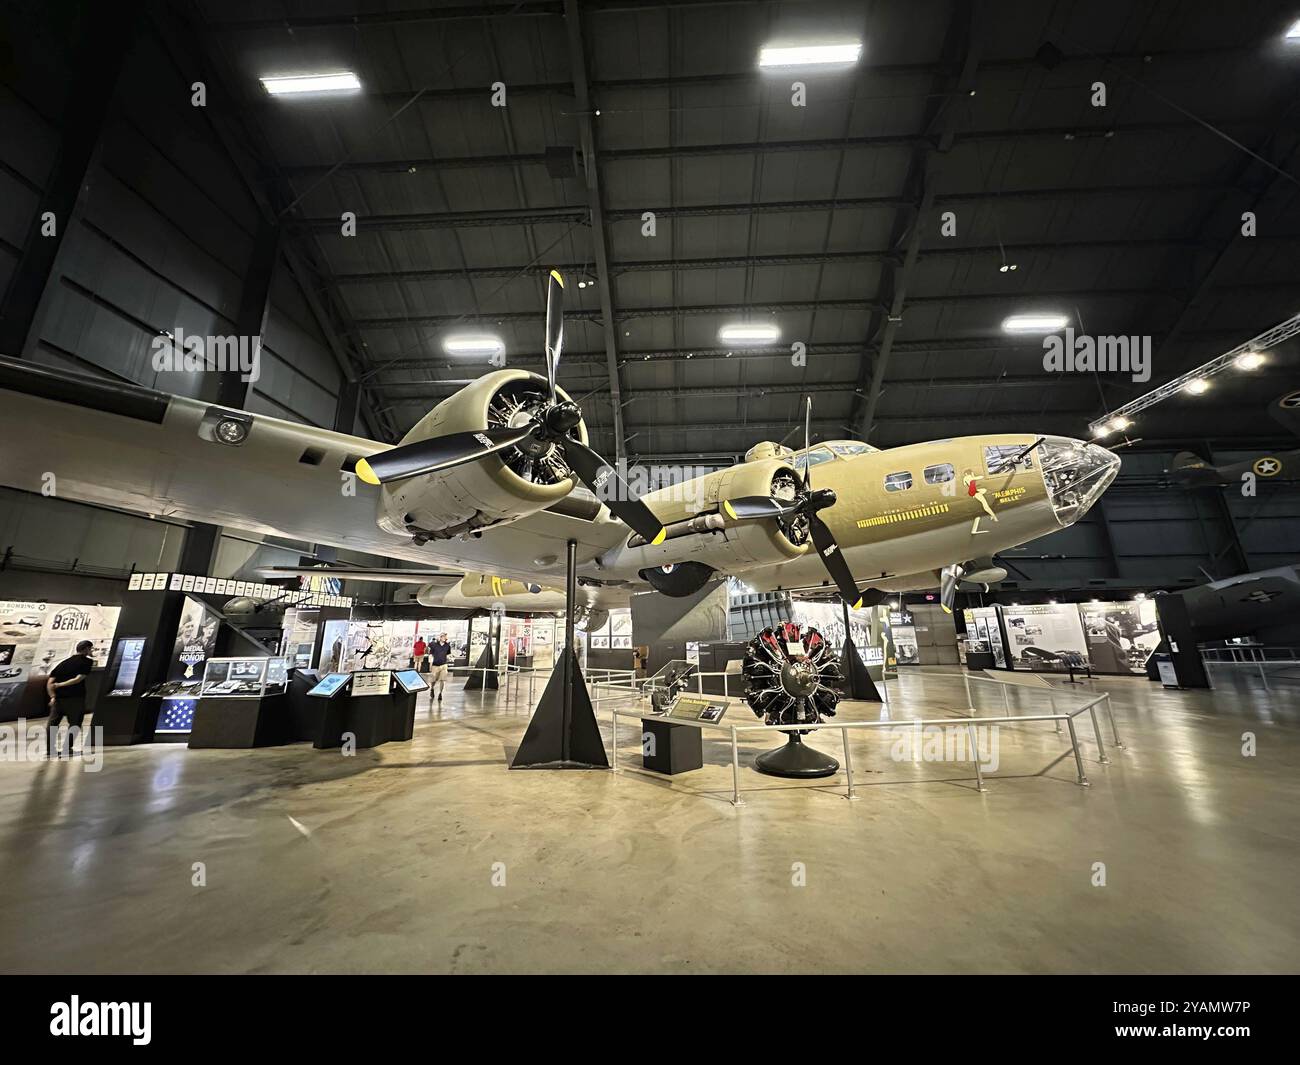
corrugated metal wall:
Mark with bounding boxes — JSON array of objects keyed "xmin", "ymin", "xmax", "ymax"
[{"xmin": 0, "ymin": 5, "xmax": 343, "ymax": 427}]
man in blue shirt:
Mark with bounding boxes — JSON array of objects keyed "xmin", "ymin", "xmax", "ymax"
[{"xmin": 428, "ymin": 632, "xmax": 452, "ymax": 702}]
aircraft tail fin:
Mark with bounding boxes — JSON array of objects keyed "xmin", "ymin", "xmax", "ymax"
[
  {"xmin": 1271, "ymin": 390, "xmax": 1300, "ymax": 437},
  {"xmin": 1168, "ymin": 451, "xmax": 1222, "ymax": 485}
]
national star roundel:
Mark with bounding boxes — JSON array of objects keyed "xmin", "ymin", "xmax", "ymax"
[{"xmin": 1252, "ymin": 456, "xmax": 1282, "ymax": 477}]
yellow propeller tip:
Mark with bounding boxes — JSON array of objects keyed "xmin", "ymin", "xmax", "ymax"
[
  {"xmin": 852, "ymin": 598, "xmax": 863, "ymax": 610},
  {"xmin": 355, "ymin": 458, "xmax": 381, "ymax": 486},
  {"xmin": 722, "ymin": 500, "xmax": 737, "ymax": 520},
  {"xmin": 650, "ymin": 528, "xmax": 667, "ymax": 546},
  {"xmin": 941, "ymin": 605, "xmax": 952, "ymax": 614},
  {"xmin": 549, "ymin": 268, "xmax": 564, "ymax": 288}
]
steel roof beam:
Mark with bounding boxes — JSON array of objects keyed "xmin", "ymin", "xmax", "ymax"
[
  {"xmin": 278, "ymin": 121, "xmax": 1249, "ymax": 177},
  {"xmin": 563, "ymin": 0, "xmax": 626, "ymax": 461}
]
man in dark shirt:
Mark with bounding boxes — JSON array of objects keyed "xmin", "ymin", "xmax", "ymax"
[
  {"xmin": 429, "ymin": 632, "xmax": 452, "ymax": 702},
  {"xmin": 46, "ymin": 640, "xmax": 95, "ymax": 759}
]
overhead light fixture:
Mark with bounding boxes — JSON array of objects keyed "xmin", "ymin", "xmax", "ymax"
[
  {"xmin": 1286, "ymin": 19, "xmax": 1300, "ymax": 39},
  {"xmin": 999, "ymin": 263, "xmax": 1018, "ymax": 272},
  {"xmin": 758, "ymin": 42, "xmax": 862, "ymax": 68},
  {"xmin": 1002, "ymin": 313, "xmax": 1068, "ymax": 333},
  {"xmin": 718, "ymin": 323, "xmax": 780, "ymax": 344},
  {"xmin": 260, "ymin": 72, "xmax": 362, "ymax": 95},
  {"xmin": 443, "ymin": 333, "xmax": 504, "ymax": 357},
  {"xmin": 1183, "ymin": 377, "xmax": 1211, "ymax": 395},
  {"xmin": 1234, "ymin": 351, "xmax": 1265, "ymax": 370},
  {"xmin": 1092, "ymin": 423, "xmax": 1113, "ymax": 438},
  {"xmin": 1108, "ymin": 416, "xmax": 1131, "ymax": 432}
]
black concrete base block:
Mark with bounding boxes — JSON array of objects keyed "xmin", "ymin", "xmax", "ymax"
[{"xmin": 640, "ymin": 717, "xmax": 703, "ymax": 775}]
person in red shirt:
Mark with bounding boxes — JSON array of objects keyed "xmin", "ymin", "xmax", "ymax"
[{"xmin": 412, "ymin": 635, "xmax": 428, "ymax": 672}]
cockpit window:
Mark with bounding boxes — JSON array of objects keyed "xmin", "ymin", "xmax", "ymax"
[
  {"xmin": 829, "ymin": 441, "xmax": 876, "ymax": 456},
  {"xmin": 793, "ymin": 447, "xmax": 835, "ymax": 472}
]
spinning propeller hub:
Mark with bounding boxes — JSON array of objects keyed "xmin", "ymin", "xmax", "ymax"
[
  {"xmin": 808, "ymin": 487, "xmax": 837, "ymax": 512},
  {"xmin": 545, "ymin": 401, "xmax": 583, "ymax": 434}
]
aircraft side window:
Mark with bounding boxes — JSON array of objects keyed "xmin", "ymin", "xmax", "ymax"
[
  {"xmin": 924, "ymin": 463, "xmax": 954, "ymax": 484},
  {"xmin": 884, "ymin": 471, "xmax": 913, "ymax": 492}
]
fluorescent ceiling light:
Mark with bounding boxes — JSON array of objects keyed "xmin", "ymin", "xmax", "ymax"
[
  {"xmin": 1234, "ymin": 351, "xmax": 1265, "ymax": 370},
  {"xmin": 759, "ymin": 42, "xmax": 862, "ymax": 68},
  {"xmin": 261, "ymin": 72, "xmax": 361, "ymax": 95},
  {"xmin": 718, "ymin": 323, "xmax": 780, "ymax": 343},
  {"xmin": 443, "ymin": 333, "xmax": 504, "ymax": 357},
  {"xmin": 1002, "ymin": 313, "xmax": 1068, "ymax": 333},
  {"xmin": 1183, "ymin": 377, "xmax": 1211, "ymax": 395},
  {"xmin": 1287, "ymin": 19, "xmax": 1300, "ymax": 39}
]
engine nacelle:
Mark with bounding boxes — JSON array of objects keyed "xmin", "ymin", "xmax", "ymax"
[
  {"xmin": 603, "ymin": 458, "xmax": 812, "ymax": 577},
  {"xmin": 375, "ymin": 369, "xmax": 587, "ymax": 540}
]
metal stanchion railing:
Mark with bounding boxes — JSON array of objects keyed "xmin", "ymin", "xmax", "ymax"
[{"xmin": 610, "ymin": 688, "xmax": 1116, "ymax": 807}]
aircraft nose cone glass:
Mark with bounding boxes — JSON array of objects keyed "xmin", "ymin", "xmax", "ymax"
[{"xmin": 1040, "ymin": 437, "xmax": 1121, "ymax": 525}]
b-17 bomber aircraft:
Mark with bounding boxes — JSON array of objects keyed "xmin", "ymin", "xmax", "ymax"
[{"xmin": 0, "ymin": 270, "xmax": 1121, "ymax": 614}]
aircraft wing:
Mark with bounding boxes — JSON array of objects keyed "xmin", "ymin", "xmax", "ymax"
[
  {"xmin": 0, "ymin": 357, "xmax": 635, "ymax": 586},
  {"xmin": 256, "ymin": 565, "xmax": 461, "ymax": 585}
]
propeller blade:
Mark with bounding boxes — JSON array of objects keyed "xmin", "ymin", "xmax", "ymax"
[
  {"xmin": 563, "ymin": 438, "xmax": 666, "ymax": 545},
  {"xmin": 808, "ymin": 512, "xmax": 863, "ymax": 609},
  {"xmin": 721, "ymin": 496, "xmax": 800, "ymax": 520},
  {"xmin": 544, "ymin": 269, "xmax": 564, "ymax": 402},
  {"xmin": 802, "ymin": 394, "xmax": 813, "ymax": 488},
  {"xmin": 940, "ymin": 563, "xmax": 965, "ymax": 614},
  {"xmin": 355, "ymin": 425, "xmax": 537, "ymax": 485}
]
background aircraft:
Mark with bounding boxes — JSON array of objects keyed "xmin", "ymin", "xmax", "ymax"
[{"xmin": 1169, "ymin": 390, "xmax": 1299, "ymax": 487}]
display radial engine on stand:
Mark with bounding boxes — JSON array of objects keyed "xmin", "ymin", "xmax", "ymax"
[{"xmin": 743, "ymin": 622, "xmax": 843, "ymax": 778}]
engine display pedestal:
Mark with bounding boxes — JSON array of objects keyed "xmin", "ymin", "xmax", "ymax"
[{"xmin": 754, "ymin": 732, "xmax": 839, "ymax": 778}]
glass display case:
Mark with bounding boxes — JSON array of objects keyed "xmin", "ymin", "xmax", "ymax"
[{"xmin": 199, "ymin": 656, "xmax": 282, "ymax": 699}]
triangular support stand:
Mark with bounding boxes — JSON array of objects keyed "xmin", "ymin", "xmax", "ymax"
[
  {"xmin": 838, "ymin": 601, "xmax": 882, "ymax": 701},
  {"xmin": 510, "ymin": 538, "xmax": 609, "ymax": 769},
  {"xmin": 463, "ymin": 632, "xmax": 499, "ymax": 690},
  {"xmin": 839, "ymin": 634, "xmax": 882, "ymax": 702}
]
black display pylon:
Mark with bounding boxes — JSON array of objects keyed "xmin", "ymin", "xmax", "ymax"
[
  {"xmin": 839, "ymin": 601, "xmax": 881, "ymax": 701},
  {"xmin": 839, "ymin": 634, "xmax": 882, "ymax": 701},
  {"xmin": 510, "ymin": 539, "xmax": 609, "ymax": 769},
  {"xmin": 463, "ymin": 626, "xmax": 499, "ymax": 690}
]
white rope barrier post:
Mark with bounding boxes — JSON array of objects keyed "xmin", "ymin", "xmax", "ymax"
[
  {"xmin": 841, "ymin": 726, "xmax": 858, "ymax": 800},
  {"xmin": 967, "ymin": 721, "xmax": 986, "ymax": 792},
  {"xmin": 730, "ymin": 727, "xmax": 744, "ymax": 807}
]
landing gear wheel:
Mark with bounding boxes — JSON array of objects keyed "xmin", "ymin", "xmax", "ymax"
[{"xmin": 743, "ymin": 621, "xmax": 844, "ymax": 780}]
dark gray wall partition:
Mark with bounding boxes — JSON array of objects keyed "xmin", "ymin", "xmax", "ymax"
[{"xmin": 0, "ymin": 3, "xmax": 345, "ymax": 428}]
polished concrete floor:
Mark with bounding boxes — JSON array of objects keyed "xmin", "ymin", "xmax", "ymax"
[{"xmin": 1, "ymin": 666, "xmax": 1297, "ymax": 974}]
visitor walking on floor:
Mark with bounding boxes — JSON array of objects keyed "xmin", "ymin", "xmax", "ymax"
[
  {"xmin": 429, "ymin": 632, "xmax": 452, "ymax": 703},
  {"xmin": 46, "ymin": 640, "xmax": 95, "ymax": 759}
]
